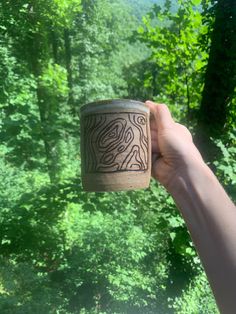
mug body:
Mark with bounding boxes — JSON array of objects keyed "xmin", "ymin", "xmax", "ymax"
[{"xmin": 80, "ymin": 99, "xmax": 151, "ymax": 192}]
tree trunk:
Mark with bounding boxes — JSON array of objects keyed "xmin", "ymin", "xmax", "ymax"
[
  {"xmin": 64, "ymin": 28, "xmax": 76, "ymax": 114},
  {"xmin": 51, "ymin": 29, "xmax": 59, "ymax": 64},
  {"xmin": 196, "ymin": 0, "xmax": 236, "ymax": 161},
  {"xmin": 28, "ymin": 31, "xmax": 58, "ymax": 183}
]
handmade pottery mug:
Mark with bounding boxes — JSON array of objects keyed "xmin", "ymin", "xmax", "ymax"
[{"xmin": 80, "ymin": 99, "xmax": 151, "ymax": 192}]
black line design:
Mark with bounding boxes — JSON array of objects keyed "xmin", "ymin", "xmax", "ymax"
[{"xmin": 82, "ymin": 112, "xmax": 149, "ymax": 173}]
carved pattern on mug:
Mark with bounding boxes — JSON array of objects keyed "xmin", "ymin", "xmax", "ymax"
[{"xmin": 83, "ymin": 112, "xmax": 149, "ymax": 173}]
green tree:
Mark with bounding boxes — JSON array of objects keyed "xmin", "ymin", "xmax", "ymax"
[
  {"xmin": 199, "ymin": 0, "xmax": 236, "ymax": 131},
  {"xmin": 1, "ymin": 1, "xmax": 228, "ymax": 313},
  {"xmin": 73, "ymin": 0, "xmax": 148, "ymax": 106},
  {"xmin": 0, "ymin": 0, "xmax": 81, "ymax": 182},
  {"xmin": 196, "ymin": 0, "xmax": 236, "ymax": 160},
  {"xmin": 137, "ymin": 0, "xmax": 207, "ymax": 117}
]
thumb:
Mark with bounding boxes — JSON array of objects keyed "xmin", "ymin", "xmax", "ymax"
[{"xmin": 146, "ymin": 101, "xmax": 175, "ymax": 130}]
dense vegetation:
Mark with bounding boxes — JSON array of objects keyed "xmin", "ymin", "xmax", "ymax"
[{"xmin": 0, "ymin": 0, "xmax": 235, "ymax": 313}]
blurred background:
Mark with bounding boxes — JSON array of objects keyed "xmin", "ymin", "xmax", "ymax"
[{"xmin": 0, "ymin": 0, "xmax": 235, "ymax": 313}]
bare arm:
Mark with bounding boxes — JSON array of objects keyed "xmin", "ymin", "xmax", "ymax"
[{"xmin": 146, "ymin": 101, "xmax": 236, "ymax": 314}]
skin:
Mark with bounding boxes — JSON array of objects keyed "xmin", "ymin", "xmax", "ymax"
[{"xmin": 146, "ymin": 101, "xmax": 236, "ymax": 314}]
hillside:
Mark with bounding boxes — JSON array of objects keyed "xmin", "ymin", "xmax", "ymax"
[{"xmin": 125, "ymin": 0, "xmax": 164, "ymax": 19}]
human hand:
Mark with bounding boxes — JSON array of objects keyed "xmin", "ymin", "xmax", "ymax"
[{"xmin": 146, "ymin": 101, "xmax": 204, "ymax": 190}]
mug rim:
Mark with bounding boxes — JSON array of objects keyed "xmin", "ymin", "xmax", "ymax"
[{"xmin": 80, "ymin": 99, "xmax": 148, "ymax": 115}]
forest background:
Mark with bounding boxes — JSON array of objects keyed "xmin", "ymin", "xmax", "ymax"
[{"xmin": 0, "ymin": 0, "xmax": 235, "ymax": 313}]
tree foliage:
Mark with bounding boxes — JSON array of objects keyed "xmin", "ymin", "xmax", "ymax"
[
  {"xmin": 199, "ymin": 0, "xmax": 236, "ymax": 131},
  {"xmin": 0, "ymin": 0, "xmax": 235, "ymax": 313},
  {"xmin": 137, "ymin": 0, "xmax": 208, "ymax": 113}
]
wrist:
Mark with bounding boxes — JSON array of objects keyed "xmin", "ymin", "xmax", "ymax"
[{"xmin": 166, "ymin": 158, "xmax": 210, "ymax": 197}]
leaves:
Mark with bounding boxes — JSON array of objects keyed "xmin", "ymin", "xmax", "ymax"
[
  {"xmin": 1, "ymin": 0, "xmax": 233, "ymax": 313},
  {"xmin": 137, "ymin": 0, "xmax": 208, "ymax": 109},
  {"xmin": 213, "ymin": 132, "xmax": 236, "ymax": 189}
]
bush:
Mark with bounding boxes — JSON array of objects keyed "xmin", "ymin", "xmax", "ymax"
[{"xmin": 170, "ymin": 271, "xmax": 219, "ymax": 314}]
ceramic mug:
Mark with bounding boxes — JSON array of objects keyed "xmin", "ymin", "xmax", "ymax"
[{"xmin": 80, "ymin": 99, "xmax": 151, "ymax": 192}]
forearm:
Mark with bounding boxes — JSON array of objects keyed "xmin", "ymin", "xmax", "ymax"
[{"xmin": 168, "ymin": 160, "xmax": 236, "ymax": 314}]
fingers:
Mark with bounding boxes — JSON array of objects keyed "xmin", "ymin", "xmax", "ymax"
[{"xmin": 146, "ymin": 101, "xmax": 175, "ymax": 130}]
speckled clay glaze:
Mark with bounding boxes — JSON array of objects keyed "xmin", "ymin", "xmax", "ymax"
[{"xmin": 80, "ymin": 99, "xmax": 151, "ymax": 192}]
